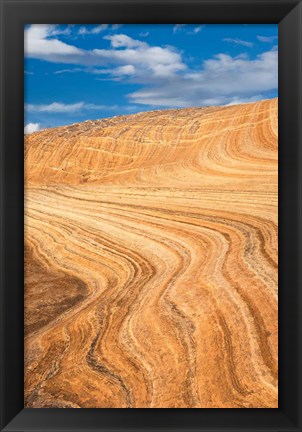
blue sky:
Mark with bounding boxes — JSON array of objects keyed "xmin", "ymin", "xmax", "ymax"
[{"xmin": 24, "ymin": 24, "xmax": 278, "ymax": 133}]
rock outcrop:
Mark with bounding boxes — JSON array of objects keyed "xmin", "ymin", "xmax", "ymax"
[{"xmin": 24, "ymin": 98, "xmax": 278, "ymax": 408}]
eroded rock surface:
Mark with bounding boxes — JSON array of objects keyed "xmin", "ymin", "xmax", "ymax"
[{"xmin": 25, "ymin": 98, "xmax": 278, "ymax": 408}]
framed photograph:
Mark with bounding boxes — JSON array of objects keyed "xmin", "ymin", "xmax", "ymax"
[{"xmin": 1, "ymin": 0, "xmax": 301, "ymax": 431}]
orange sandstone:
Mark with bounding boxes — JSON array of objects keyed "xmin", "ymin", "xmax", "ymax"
[{"xmin": 24, "ymin": 98, "xmax": 278, "ymax": 408}]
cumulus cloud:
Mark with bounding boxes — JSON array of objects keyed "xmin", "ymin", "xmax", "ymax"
[
  {"xmin": 25, "ymin": 25, "xmax": 84, "ymax": 63},
  {"xmin": 223, "ymin": 38, "xmax": 253, "ymax": 48},
  {"xmin": 26, "ymin": 102, "xmax": 118, "ymax": 113},
  {"xmin": 104, "ymin": 34, "xmax": 147, "ymax": 49},
  {"xmin": 25, "ymin": 25, "xmax": 186, "ymax": 79},
  {"xmin": 24, "ymin": 123, "xmax": 41, "ymax": 134},
  {"xmin": 128, "ymin": 49, "xmax": 278, "ymax": 107},
  {"xmin": 94, "ymin": 37, "xmax": 186, "ymax": 78}
]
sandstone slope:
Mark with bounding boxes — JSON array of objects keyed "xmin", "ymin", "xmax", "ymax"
[{"xmin": 24, "ymin": 98, "xmax": 278, "ymax": 408}]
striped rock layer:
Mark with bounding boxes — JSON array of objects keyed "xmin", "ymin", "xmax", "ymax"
[{"xmin": 24, "ymin": 98, "xmax": 278, "ymax": 408}]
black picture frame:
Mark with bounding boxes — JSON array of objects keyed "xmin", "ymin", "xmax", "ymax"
[{"xmin": 0, "ymin": 0, "xmax": 301, "ymax": 431}]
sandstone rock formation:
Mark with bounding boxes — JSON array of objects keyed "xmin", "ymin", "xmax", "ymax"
[{"xmin": 24, "ymin": 98, "xmax": 278, "ymax": 408}]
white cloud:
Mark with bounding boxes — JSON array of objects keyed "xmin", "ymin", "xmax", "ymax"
[
  {"xmin": 104, "ymin": 34, "xmax": 147, "ymax": 49},
  {"xmin": 93, "ymin": 36, "xmax": 186, "ymax": 78},
  {"xmin": 128, "ymin": 49, "xmax": 278, "ymax": 107},
  {"xmin": 54, "ymin": 65, "xmax": 136, "ymax": 77},
  {"xmin": 25, "ymin": 102, "xmax": 118, "ymax": 113},
  {"xmin": 95, "ymin": 64, "xmax": 136, "ymax": 76},
  {"xmin": 54, "ymin": 67, "xmax": 85, "ymax": 74},
  {"xmin": 139, "ymin": 31, "xmax": 149, "ymax": 37},
  {"xmin": 173, "ymin": 24, "xmax": 186, "ymax": 33},
  {"xmin": 78, "ymin": 24, "xmax": 108, "ymax": 35},
  {"xmin": 25, "ymin": 26, "xmax": 186, "ymax": 79},
  {"xmin": 173, "ymin": 24, "xmax": 205, "ymax": 35},
  {"xmin": 193, "ymin": 25, "xmax": 203, "ymax": 34},
  {"xmin": 24, "ymin": 122, "xmax": 40, "ymax": 134},
  {"xmin": 78, "ymin": 24, "xmax": 122, "ymax": 35},
  {"xmin": 51, "ymin": 26, "xmax": 72, "ymax": 36},
  {"xmin": 257, "ymin": 35, "xmax": 278, "ymax": 43},
  {"xmin": 223, "ymin": 38, "xmax": 254, "ymax": 48},
  {"xmin": 26, "ymin": 102, "xmax": 84, "ymax": 113},
  {"xmin": 189, "ymin": 25, "xmax": 204, "ymax": 35},
  {"xmin": 225, "ymin": 95, "xmax": 264, "ymax": 106},
  {"xmin": 25, "ymin": 25, "xmax": 84, "ymax": 63}
]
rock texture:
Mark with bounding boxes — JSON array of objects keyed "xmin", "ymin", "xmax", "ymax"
[{"xmin": 24, "ymin": 98, "xmax": 278, "ymax": 408}]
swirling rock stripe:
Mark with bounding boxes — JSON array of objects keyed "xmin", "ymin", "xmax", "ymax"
[{"xmin": 24, "ymin": 98, "xmax": 278, "ymax": 408}]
